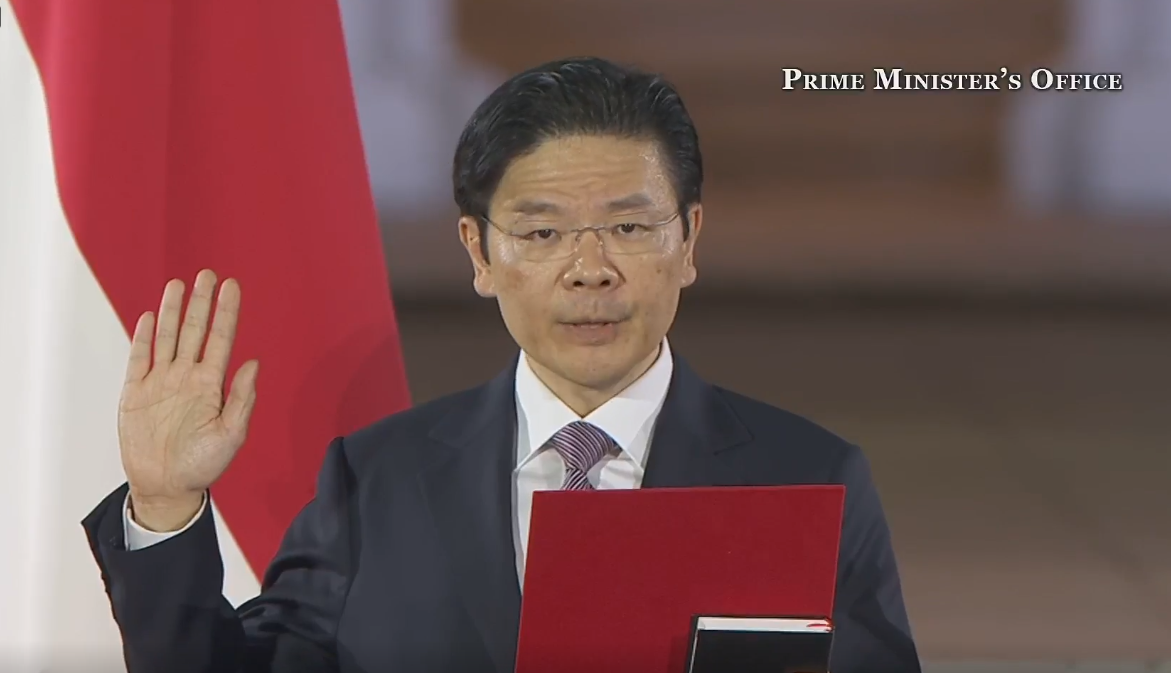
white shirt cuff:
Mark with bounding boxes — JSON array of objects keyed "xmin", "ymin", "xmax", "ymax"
[{"xmin": 122, "ymin": 491, "xmax": 208, "ymax": 551}]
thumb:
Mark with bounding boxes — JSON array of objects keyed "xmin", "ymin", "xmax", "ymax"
[{"xmin": 222, "ymin": 359, "xmax": 259, "ymax": 439}]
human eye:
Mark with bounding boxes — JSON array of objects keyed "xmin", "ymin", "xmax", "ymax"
[
  {"xmin": 528, "ymin": 229, "xmax": 559, "ymax": 240},
  {"xmin": 613, "ymin": 222, "xmax": 654, "ymax": 237},
  {"xmin": 513, "ymin": 223, "xmax": 564, "ymax": 244}
]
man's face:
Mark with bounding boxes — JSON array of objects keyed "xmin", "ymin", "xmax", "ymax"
[{"xmin": 459, "ymin": 134, "xmax": 702, "ymax": 391}]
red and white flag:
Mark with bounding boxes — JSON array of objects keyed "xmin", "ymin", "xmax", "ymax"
[{"xmin": 0, "ymin": 1, "xmax": 412, "ymax": 669}]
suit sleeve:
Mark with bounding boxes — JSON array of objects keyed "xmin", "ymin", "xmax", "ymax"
[
  {"xmin": 827, "ymin": 445, "xmax": 922, "ymax": 673},
  {"xmin": 82, "ymin": 438, "xmax": 356, "ymax": 673}
]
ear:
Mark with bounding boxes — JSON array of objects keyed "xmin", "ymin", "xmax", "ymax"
[
  {"xmin": 679, "ymin": 203, "xmax": 702, "ymax": 288},
  {"xmin": 458, "ymin": 216, "xmax": 497, "ymax": 298}
]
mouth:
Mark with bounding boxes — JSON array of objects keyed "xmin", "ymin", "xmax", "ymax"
[
  {"xmin": 557, "ymin": 319, "xmax": 624, "ymax": 344},
  {"xmin": 560, "ymin": 318, "xmax": 623, "ymax": 328}
]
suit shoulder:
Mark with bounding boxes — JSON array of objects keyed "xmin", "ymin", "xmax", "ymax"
[
  {"xmin": 712, "ymin": 385, "xmax": 861, "ymax": 466},
  {"xmin": 335, "ymin": 385, "xmax": 482, "ymax": 470}
]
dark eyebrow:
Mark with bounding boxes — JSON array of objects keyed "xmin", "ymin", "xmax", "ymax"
[
  {"xmin": 510, "ymin": 200, "xmax": 563, "ymax": 217},
  {"xmin": 508, "ymin": 194, "xmax": 655, "ymax": 217},
  {"xmin": 606, "ymin": 193, "xmax": 655, "ymax": 212}
]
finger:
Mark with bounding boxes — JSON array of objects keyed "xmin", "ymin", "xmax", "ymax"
[
  {"xmin": 153, "ymin": 279, "xmax": 186, "ymax": 366},
  {"xmin": 125, "ymin": 311, "xmax": 155, "ymax": 383},
  {"xmin": 202, "ymin": 278, "xmax": 241, "ymax": 376},
  {"xmin": 222, "ymin": 359, "xmax": 259, "ymax": 439},
  {"xmin": 175, "ymin": 269, "xmax": 218, "ymax": 361}
]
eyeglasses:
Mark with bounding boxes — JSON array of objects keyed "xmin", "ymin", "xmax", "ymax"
[{"xmin": 481, "ymin": 212, "xmax": 681, "ymax": 262}]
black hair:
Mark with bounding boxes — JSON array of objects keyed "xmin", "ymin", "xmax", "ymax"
[{"xmin": 452, "ymin": 56, "xmax": 702, "ymax": 258}]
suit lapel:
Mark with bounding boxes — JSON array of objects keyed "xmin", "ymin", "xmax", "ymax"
[
  {"xmin": 643, "ymin": 356, "xmax": 753, "ymax": 489},
  {"xmin": 420, "ymin": 360, "xmax": 521, "ymax": 673}
]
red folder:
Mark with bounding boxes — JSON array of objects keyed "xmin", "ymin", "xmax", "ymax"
[{"xmin": 514, "ymin": 485, "xmax": 845, "ymax": 673}]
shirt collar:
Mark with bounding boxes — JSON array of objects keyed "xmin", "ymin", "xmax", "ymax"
[{"xmin": 514, "ymin": 338, "xmax": 674, "ymax": 469}]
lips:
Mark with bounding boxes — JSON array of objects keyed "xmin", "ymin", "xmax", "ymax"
[
  {"xmin": 563, "ymin": 320, "xmax": 616, "ymax": 326},
  {"xmin": 558, "ymin": 320, "xmax": 621, "ymax": 345},
  {"xmin": 560, "ymin": 316, "xmax": 625, "ymax": 325}
]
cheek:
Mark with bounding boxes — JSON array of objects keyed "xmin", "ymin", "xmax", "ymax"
[
  {"xmin": 498, "ymin": 264, "xmax": 529, "ymax": 290},
  {"xmin": 648, "ymin": 256, "xmax": 682, "ymax": 284},
  {"xmin": 631, "ymin": 259, "xmax": 682, "ymax": 318},
  {"xmin": 495, "ymin": 266, "xmax": 547, "ymax": 330}
]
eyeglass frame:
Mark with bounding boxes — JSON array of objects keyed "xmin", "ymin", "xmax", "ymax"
[{"xmin": 477, "ymin": 211, "xmax": 683, "ymax": 261}]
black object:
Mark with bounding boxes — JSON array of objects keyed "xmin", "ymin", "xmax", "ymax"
[{"xmin": 685, "ymin": 616, "xmax": 834, "ymax": 673}]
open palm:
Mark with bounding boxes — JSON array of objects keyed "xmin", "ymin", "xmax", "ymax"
[{"xmin": 119, "ymin": 270, "xmax": 259, "ymax": 505}]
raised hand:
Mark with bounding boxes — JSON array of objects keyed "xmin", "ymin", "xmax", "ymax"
[{"xmin": 118, "ymin": 269, "xmax": 259, "ymax": 531}]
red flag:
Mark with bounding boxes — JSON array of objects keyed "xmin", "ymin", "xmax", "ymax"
[{"xmin": 0, "ymin": 0, "xmax": 410, "ymax": 666}]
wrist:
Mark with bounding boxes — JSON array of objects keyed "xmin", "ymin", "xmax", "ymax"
[{"xmin": 128, "ymin": 490, "xmax": 204, "ymax": 532}]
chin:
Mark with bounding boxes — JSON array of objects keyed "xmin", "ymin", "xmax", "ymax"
[
  {"xmin": 528, "ymin": 325, "xmax": 660, "ymax": 388},
  {"xmin": 564, "ymin": 366, "xmax": 630, "ymax": 391},
  {"xmin": 558, "ymin": 348, "xmax": 646, "ymax": 389}
]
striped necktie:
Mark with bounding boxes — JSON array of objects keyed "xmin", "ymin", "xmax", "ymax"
[{"xmin": 549, "ymin": 421, "xmax": 615, "ymax": 491}]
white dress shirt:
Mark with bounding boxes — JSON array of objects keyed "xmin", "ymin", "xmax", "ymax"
[{"xmin": 124, "ymin": 339, "xmax": 676, "ymax": 590}]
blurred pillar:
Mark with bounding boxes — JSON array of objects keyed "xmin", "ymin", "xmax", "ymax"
[
  {"xmin": 338, "ymin": 0, "xmax": 502, "ymax": 221},
  {"xmin": 1005, "ymin": 0, "xmax": 1171, "ymax": 217}
]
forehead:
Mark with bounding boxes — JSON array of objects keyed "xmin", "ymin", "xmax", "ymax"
[{"xmin": 491, "ymin": 135, "xmax": 675, "ymax": 216}]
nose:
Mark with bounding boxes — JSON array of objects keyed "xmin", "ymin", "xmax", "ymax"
[{"xmin": 562, "ymin": 230, "xmax": 621, "ymax": 290}]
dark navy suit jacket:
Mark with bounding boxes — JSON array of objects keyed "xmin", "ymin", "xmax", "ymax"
[{"xmin": 83, "ymin": 354, "xmax": 921, "ymax": 673}]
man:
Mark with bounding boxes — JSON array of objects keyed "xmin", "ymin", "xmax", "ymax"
[{"xmin": 83, "ymin": 57, "xmax": 920, "ymax": 673}]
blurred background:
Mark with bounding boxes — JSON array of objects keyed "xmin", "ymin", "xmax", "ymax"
[{"xmin": 340, "ymin": 0, "xmax": 1171, "ymax": 669}]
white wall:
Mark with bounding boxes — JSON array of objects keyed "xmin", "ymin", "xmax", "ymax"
[
  {"xmin": 1005, "ymin": 0, "xmax": 1171, "ymax": 217},
  {"xmin": 337, "ymin": 0, "xmax": 502, "ymax": 221}
]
